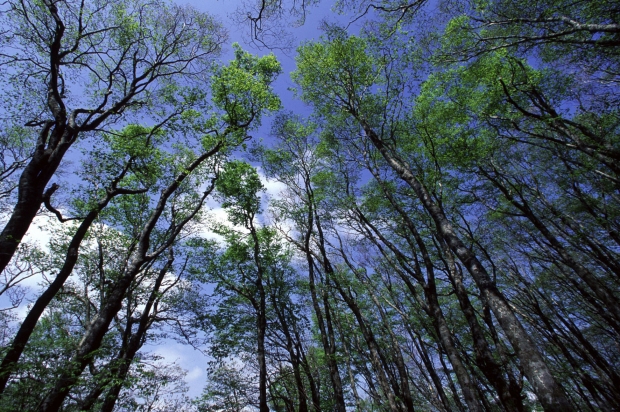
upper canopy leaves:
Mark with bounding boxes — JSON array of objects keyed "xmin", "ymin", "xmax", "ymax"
[{"xmin": 212, "ymin": 44, "xmax": 282, "ymax": 130}]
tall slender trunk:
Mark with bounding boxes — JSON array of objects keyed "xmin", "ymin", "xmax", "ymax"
[
  {"xmin": 424, "ymin": 277, "xmax": 482, "ymax": 412},
  {"xmin": 438, "ymin": 348, "xmax": 466, "ymax": 412},
  {"xmin": 526, "ymin": 290, "xmax": 619, "ymax": 408},
  {"xmin": 305, "ymin": 260, "xmax": 345, "ymax": 410},
  {"xmin": 257, "ymin": 310, "xmax": 268, "ymax": 412},
  {"xmin": 366, "ymin": 283, "xmax": 416, "ymax": 411},
  {"xmin": 0, "ymin": 184, "xmax": 143, "ymax": 394},
  {"xmin": 302, "ymin": 185, "xmax": 346, "ymax": 411},
  {"xmin": 358, "ymin": 118, "xmax": 572, "ymax": 411},
  {"xmin": 413, "ymin": 336, "xmax": 452, "ymax": 411},
  {"xmin": 482, "ymin": 168, "xmax": 620, "ymax": 329},
  {"xmin": 441, "ymin": 242, "xmax": 525, "ymax": 412},
  {"xmin": 294, "ymin": 328, "xmax": 322, "ymax": 411},
  {"xmin": 337, "ymin": 318, "xmax": 364, "ymax": 411},
  {"xmin": 38, "ymin": 259, "xmax": 145, "ymax": 411},
  {"xmin": 37, "ymin": 151, "xmax": 217, "ymax": 412},
  {"xmin": 98, "ymin": 253, "xmax": 175, "ymax": 412},
  {"xmin": 248, "ymin": 221, "xmax": 269, "ymax": 412},
  {"xmin": 270, "ymin": 289, "xmax": 309, "ymax": 412},
  {"xmin": 320, "ymin": 249, "xmax": 402, "ymax": 409},
  {"xmin": 330, "ymin": 277, "xmax": 400, "ymax": 412},
  {"xmin": 352, "ymin": 202, "xmax": 481, "ymax": 411}
]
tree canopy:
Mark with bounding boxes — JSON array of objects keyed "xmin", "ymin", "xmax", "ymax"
[{"xmin": 0, "ymin": 0, "xmax": 618, "ymax": 410}]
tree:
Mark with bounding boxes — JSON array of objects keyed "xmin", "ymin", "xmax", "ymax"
[
  {"xmin": 0, "ymin": 0, "xmax": 226, "ymax": 273},
  {"xmin": 257, "ymin": 115, "xmax": 350, "ymax": 411},
  {"xmin": 0, "ymin": 42, "xmax": 281, "ymax": 410},
  {"xmin": 415, "ymin": 30, "xmax": 620, "ymax": 408},
  {"xmin": 2, "ymin": 0, "xmax": 619, "ymax": 409},
  {"xmin": 213, "ymin": 161, "xmax": 270, "ymax": 412},
  {"xmin": 292, "ymin": 33, "xmax": 574, "ymax": 410},
  {"xmin": 0, "ymin": 124, "xmax": 153, "ymax": 394}
]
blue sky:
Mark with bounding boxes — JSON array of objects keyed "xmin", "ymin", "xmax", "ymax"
[
  {"xmin": 136, "ymin": 0, "xmax": 378, "ymax": 399},
  {"xmin": 0, "ymin": 0, "xmax": 368, "ymax": 402},
  {"xmin": 143, "ymin": 0, "xmax": 343, "ymax": 399},
  {"xmin": 188, "ymin": 0, "xmax": 366, "ymax": 146}
]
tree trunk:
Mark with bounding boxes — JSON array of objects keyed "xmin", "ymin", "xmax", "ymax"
[
  {"xmin": 442, "ymin": 242, "xmax": 525, "ymax": 412},
  {"xmin": 37, "ymin": 152, "xmax": 216, "ymax": 411},
  {"xmin": 98, "ymin": 253, "xmax": 174, "ymax": 412},
  {"xmin": 358, "ymin": 119, "xmax": 572, "ymax": 412},
  {"xmin": 331, "ymin": 278, "xmax": 400, "ymax": 412},
  {"xmin": 0, "ymin": 123, "xmax": 72, "ymax": 273},
  {"xmin": 0, "ymin": 185, "xmax": 141, "ymax": 394},
  {"xmin": 414, "ymin": 336, "xmax": 452, "ymax": 411},
  {"xmin": 366, "ymin": 283, "xmax": 416, "ymax": 411},
  {"xmin": 352, "ymin": 200, "xmax": 481, "ymax": 411},
  {"xmin": 482, "ymin": 168, "xmax": 620, "ymax": 330},
  {"xmin": 301, "ymin": 187, "xmax": 346, "ymax": 411},
  {"xmin": 270, "ymin": 289, "xmax": 309, "ymax": 412},
  {"xmin": 248, "ymin": 222, "xmax": 270, "ymax": 412}
]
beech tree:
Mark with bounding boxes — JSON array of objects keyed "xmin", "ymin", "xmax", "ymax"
[
  {"xmin": 0, "ymin": 0, "xmax": 226, "ymax": 273},
  {"xmin": 0, "ymin": 35, "xmax": 281, "ymax": 409},
  {"xmin": 291, "ymin": 33, "xmax": 575, "ymax": 410},
  {"xmin": 195, "ymin": 162, "xmax": 311, "ymax": 411},
  {"xmin": 0, "ymin": 0, "xmax": 618, "ymax": 410}
]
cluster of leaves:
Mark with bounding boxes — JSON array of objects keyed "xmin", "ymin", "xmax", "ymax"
[{"xmin": 1, "ymin": 0, "xmax": 619, "ymax": 410}]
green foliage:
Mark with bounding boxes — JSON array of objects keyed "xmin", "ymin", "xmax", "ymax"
[
  {"xmin": 215, "ymin": 160, "xmax": 264, "ymax": 227},
  {"xmin": 0, "ymin": 312, "xmax": 79, "ymax": 412},
  {"xmin": 2, "ymin": 0, "xmax": 619, "ymax": 410},
  {"xmin": 410, "ymin": 51, "xmax": 539, "ymax": 168},
  {"xmin": 194, "ymin": 363, "xmax": 252, "ymax": 411},
  {"xmin": 292, "ymin": 35, "xmax": 378, "ymax": 115},
  {"xmin": 212, "ymin": 44, "xmax": 282, "ymax": 128}
]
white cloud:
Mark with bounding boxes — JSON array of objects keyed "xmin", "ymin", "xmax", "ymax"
[
  {"xmin": 146, "ymin": 340, "xmax": 209, "ymax": 398},
  {"xmin": 0, "ymin": 215, "xmax": 61, "ymax": 316},
  {"xmin": 186, "ymin": 366, "xmax": 204, "ymax": 382},
  {"xmin": 259, "ymin": 172, "xmax": 286, "ymax": 201}
]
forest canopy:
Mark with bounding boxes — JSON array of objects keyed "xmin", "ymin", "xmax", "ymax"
[{"xmin": 0, "ymin": 0, "xmax": 618, "ymax": 410}]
